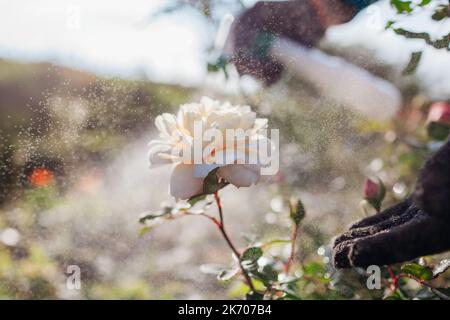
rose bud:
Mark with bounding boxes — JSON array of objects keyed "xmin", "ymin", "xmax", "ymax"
[
  {"xmin": 364, "ymin": 178, "xmax": 379, "ymax": 199},
  {"xmin": 427, "ymin": 102, "xmax": 450, "ymax": 140},
  {"xmin": 427, "ymin": 102, "xmax": 450, "ymax": 124},
  {"xmin": 363, "ymin": 177, "xmax": 385, "ymax": 212}
]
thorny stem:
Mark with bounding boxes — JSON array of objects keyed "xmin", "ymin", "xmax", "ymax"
[
  {"xmin": 213, "ymin": 191, "xmax": 257, "ymax": 293},
  {"xmin": 284, "ymin": 224, "xmax": 299, "ymax": 274},
  {"xmin": 183, "ymin": 205, "xmax": 256, "ymax": 292},
  {"xmin": 388, "ymin": 269, "xmax": 450, "ymax": 300},
  {"xmin": 387, "ymin": 266, "xmax": 396, "ymax": 289},
  {"xmin": 185, "ymin": 211, "xmax": 221, "ymax": 228}
]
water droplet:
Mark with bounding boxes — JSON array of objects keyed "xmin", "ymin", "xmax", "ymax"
[
  {"xmin": 369, "ymin": 158, "xmax": 383, "ymax": 172},
  {"xmin": 330, "ymin": 176, "xmax": 346, "ymax": 191},
  {"xmin": 1, "ymin": 228, "xmax": 21, "ymax": 246},
  {"xmin": 317, "ymin": 246, "xmax": 325, "ymax": 256},
  {"xmin": 393, "ymin": 182, "xmax": 407, "ymax": 198},
  {"xmin": 294, "ymin": 270, "xmax": 303, "ymax": 278},
  {"xmin": 265, "ymin": 212, "xmax": 277, "ymax": 224},
  {"xmin": 384, "ymin": 130, "xmax": 396, "ymax": 143},
  {"xmin": 270, "ymin": 197, "xmax": 283, "ymax": 213}
]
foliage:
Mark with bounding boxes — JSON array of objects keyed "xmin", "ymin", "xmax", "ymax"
[{"xmin": 387, "ymin": 0, "xmax": 450, "ymax": 74}]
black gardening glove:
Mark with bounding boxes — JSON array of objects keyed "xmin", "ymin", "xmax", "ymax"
[
  {"xmin": 231, "ymin": 0, "xmax": 354, "ymax": 84},
  {"xmin": 333, "ymin": 138, "xmax": 450, "ymax": 268}
]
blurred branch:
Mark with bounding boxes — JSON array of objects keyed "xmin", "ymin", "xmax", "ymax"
[
  {"xmin": 393, "ymin": 28, "xmax": 450, "ymax": 50},
  {"xmin": 387, "ymin": 0, "xmax": 450, "ymax": 74},
  {"xmin": 403, "ymin": 51, "xmax": 423, "ymax": 75}
]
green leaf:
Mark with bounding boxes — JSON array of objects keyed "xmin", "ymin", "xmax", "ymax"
[
  {"xmin": 384, "ymin": 291, "xmax": 406, "ymax": 300},
  {"xmin": 260, "ymin": 264, "xmax": 279, "ymax": 282},
  {"xmin": 280, "ymin": 290, "xmax": 302, "ymax": 300},
  {"xmin": 401, "ymin": 263, "xmax": 433, "ymax": 281},
  {"xmin": 241, "ymin": 247, "xmax": 263, "ymax": 262},
  {"xmin": 261, "ymin": 238, "xmax": 291, "ymax": 248},
  {"xmin": 187, "ymin": 194, "xmax": 207, "ymax": 207},
  {"xmin": 207, "ymin": 63, "xmax": 219, "ymax": 72},
  {"xmin": 432, "ymin": 5, "xmax": 449, "ymax": 21},
  {"xmin": 227, "ymin": 282, "xmax": 251, "ymax": 298},
  {"xmin": 390, "ymin": 0, "xmax": 413, "ymax": 14},
  {"xmin": 186, "ymin": 168, "xmax": 229, "ymax": 202},
  {"xmin": 202, "ymin": 168, "xmax": 229, "ymax": 195},
  {"xmin": 289, "ymin": 197, "xmax": 306, "ymax": 226},
  {"xmin": 419, "ymin": 0, "xmax": 432, "ymax": 6},
  {"xmin": 427, "ymin": 122, "xmax": 450, "ymax": 141},
  {"xmin": 385, "ymin": 20, "xmax": 396, "ymax": 29},
  {"xmin": 432, "ymin": 259, "xmax": 450, "ymax": 278},
  {"xmin": 139, "ymin": 207, "xmax": 172, "ymax": 224},
  {"xmin": 249, "ymin": 264, "xmax": 279, "ymax": 287},
  {"xmin": 377, "ymin": 177, "xmax": 386, "ymax": 202},
  {"xmin": 303, "ymin": 262, "xmax": 326, "ymax": 277},
  {"xmin": 138, "ymin": 226, "xmax": 152, "ymax": 237},
  {"xmin": 402, "ymin": 51, "xmax": 422, "ymax": 75},
  {"xmin": 207, "ymin": 56, "xmax": 229, "ymax": 78}
]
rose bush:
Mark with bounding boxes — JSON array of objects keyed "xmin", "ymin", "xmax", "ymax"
[
  {"xmin": 141, "ymin": 95, "xmax": 450, "ymax": 300},
  {"xmin": 142, "ymin": 97, "xmax": 309, "ymax": 299}
]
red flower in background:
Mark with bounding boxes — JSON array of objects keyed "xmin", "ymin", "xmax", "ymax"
[
  {"xmin": 427, "ymin": 102, "xmax": 450, "ymax": 125},
  {"xmin": 28, "ymin": 168, "xmax": 54, "ymax": 187}
]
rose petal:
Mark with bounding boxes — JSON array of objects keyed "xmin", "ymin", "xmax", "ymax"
[
  {"xmin": 170, "ymin": 163, "xmax": 204, "ymax": 200},
  {"xmin": 248, "ymin": 135, "xmax": 276, "ymax": 165},
  {"xmin": 239, "ymin": 111, "xmax": 257, "ymax": 130},
  {"xmin": 208, "ymin": 111, "xmax": 242, "ymax": 130},
  {"xmin": 148, "ymin": 140, "xmax": 176, "ymax": 167},
  {"xmin": 155, "ymin": 113, "xmax": 177, "ymax": 138},
  {"xmin": 200, "ymin": 96, "xmax": 221, "ymax": 114},
  {"xmin": 427, "ymin": 102, "xmax": 450, "ymax": 124},
  {"xmin": 218, "ymin": 164, "xmax": 261, "ymax": 187},
  {"xmin": 161, "ymin": 113, "xmax": 178, "ymax": 134},
  {"xmin": 253, "ymin": 118, "xmax": 268, "ymax": 131},
  {"xmin": 212, "ymin": 148, "xmax": 247, "ymax": 165}
]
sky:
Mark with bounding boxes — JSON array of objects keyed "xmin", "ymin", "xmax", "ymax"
[
  {"xmin": 0, "ymin": 0, "xmax": 211, "ymax": 84},
  {"xmin": 0, "ymin": 0, "xmax": 448, "ymax": 97}
]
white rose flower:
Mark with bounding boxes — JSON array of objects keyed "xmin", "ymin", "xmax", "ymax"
[{"xmin": 148, "ymin": 96, "xmax": 272, "ymax": 200}]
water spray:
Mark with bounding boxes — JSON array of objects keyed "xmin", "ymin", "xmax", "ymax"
[{"xmin": 219, "ymin": 18, "xmax": 402, "ymax": 121}]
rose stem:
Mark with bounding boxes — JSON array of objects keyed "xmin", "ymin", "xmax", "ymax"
[
  {"xmin": 387, "ymin": 269, "xmax": 450, "ymax": 299},
  {"xmin": 387, "ymin": 266, "xmax": 397, "ymax": 290},
  {"xmin": 284, "ymin": 223, "xmax": 300, "ymax": 274},
  {"xmin": 213, "ymin": 191, "xmax": 256, "ymax": 293}
]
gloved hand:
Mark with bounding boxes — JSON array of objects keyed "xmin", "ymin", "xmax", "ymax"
[
  {"xmin": 230, "ymin": 0, "xmax": 355, "ymax": 84},
  {"xmin": 333, "ymin": 139, "xmax": 450, "ymax": 268}
]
